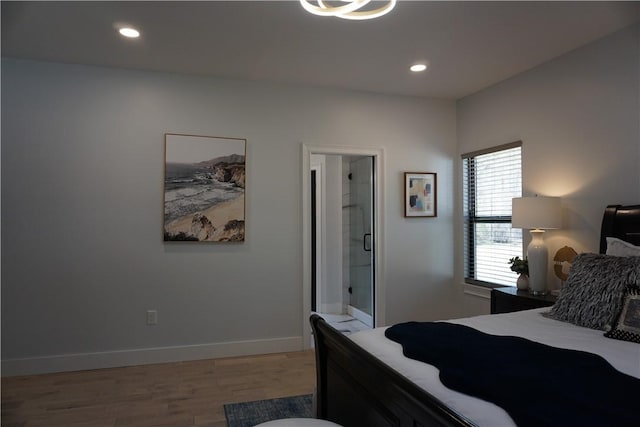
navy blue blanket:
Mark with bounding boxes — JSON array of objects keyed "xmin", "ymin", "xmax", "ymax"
[{"xmin": 385, "ymin": 322, "xmax": 639, "ymax": 427}]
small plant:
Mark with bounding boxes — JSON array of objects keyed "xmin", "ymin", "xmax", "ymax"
[{"xmin": 508, "ymin": 256, "xmax": 529, "ymax": 275}]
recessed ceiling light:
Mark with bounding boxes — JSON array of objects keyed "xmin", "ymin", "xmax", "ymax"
[
  {"xmin": 410, "ymin": 64, "xmax": 427, "ymax": 72},
  {"xmin": 118, "ymin": 27, "xmax": 140, "ymax": 38}
]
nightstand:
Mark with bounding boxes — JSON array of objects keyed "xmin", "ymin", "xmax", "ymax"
[{"xmin": 490, "ymin": 287, "xmax": 557, "ymax": 314}]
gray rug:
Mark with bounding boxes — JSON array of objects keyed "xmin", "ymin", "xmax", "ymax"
[{"xmin": 224, "ymin": 394, "xmax": 313, "ymax": 427}]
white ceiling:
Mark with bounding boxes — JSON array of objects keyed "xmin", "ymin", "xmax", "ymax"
[{"xmin": 2, "ymin": 1, "xmax": 639, "ymax": 99}]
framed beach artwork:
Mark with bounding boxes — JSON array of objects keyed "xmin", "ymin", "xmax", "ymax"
[
  {"xmin": 163, "ymin": 133, "xmax": 246, "ymax": 242},
  {"xmin": 404, "ymin": 172, "xmax": 437, "ymax": 217}
]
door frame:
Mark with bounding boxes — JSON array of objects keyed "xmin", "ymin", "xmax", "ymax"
[
  {"xmin": 310, "ymin": 159, "xmax": 325, "ymax": 313},
  {"xmin": 302, "ymin": 144, "xmax": 385, "ymax": 350}
]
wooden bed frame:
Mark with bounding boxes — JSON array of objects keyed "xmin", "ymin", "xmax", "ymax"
[
  {"xmin": 311, "ymin": 204, "xmax": 640, "ymax": 427},
  {"xmin": 599, "ymin": 204, "xmax": 640, "ymax": 252}
]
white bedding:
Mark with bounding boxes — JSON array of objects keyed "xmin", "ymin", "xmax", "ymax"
[{"xmin": 349, "ymin": 308, "xmax": 640, "ymax": 427}]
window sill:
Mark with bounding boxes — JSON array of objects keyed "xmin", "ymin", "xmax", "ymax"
[{"xmin": 462, "ymin": 283, "xmax": 514, "ymax": 300}]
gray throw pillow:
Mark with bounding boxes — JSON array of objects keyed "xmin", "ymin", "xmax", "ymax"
[
  {"xmin": 604, "ymin": 284, "xmax": 640, "ymax": 343},
  {"xmin": 544, "ymin": 253, "xmax": 640, "ymax": 330}
]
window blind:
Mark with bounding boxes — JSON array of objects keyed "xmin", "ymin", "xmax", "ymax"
[{"xmin": 463, "ymin": 143, "xmax": 522, "ymax": 286}]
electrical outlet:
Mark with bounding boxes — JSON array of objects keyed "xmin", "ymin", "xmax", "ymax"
[{"xmin": 146, "ymin": 310, "xmax": 158, "ymax": 325}]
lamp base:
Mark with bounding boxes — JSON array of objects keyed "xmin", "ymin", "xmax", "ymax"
[{"xmin": 527, "ymin": 229, "xmax": 548, "ymax": 296}]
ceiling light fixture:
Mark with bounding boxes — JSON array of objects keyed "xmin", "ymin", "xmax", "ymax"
[
  {"xmin": 299, "ymin": 0, "xmax": 396, "ymax": 20},
  {"xmin": 118, "ymin": 27, "xmax": 140, "ymax": 38},
  {"xmin": 410, "ymin": 64, "xmax": 427, "ymax": 72}
]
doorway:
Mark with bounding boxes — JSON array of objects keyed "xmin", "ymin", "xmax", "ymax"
[
  {"xmin": 344, "ymin": 155, "xmax": 374, "ymax": 326},
  {"xmin": 302, "ymin": 145, "xmax": 385, "ymax": 349}
]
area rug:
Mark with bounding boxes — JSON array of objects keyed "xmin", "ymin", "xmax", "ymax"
[{"xmin": 224, "ymin": 394, "xmax": 313, "ymax": 427}]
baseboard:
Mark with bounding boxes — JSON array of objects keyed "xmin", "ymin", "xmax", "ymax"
[{"xmin": 2, "ymin": 336, "xmax": 303, "ymax": 376}]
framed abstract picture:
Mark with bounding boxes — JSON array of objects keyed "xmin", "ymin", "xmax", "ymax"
[
  {"xmin": 163, "ymin": 133, "xmax": 246, "ymax": 242},
  {"xmin": 404, "ymin": 172, "xmax": 437, "ymax": 217}
]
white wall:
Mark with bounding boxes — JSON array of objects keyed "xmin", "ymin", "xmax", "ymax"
[
  {"xmin": 1, "ymin": 59, "xmax": 457, "ymax": 374},
  {"xmin": 456, "ymin": 24, "xmax": 640, "ymax": 316}
]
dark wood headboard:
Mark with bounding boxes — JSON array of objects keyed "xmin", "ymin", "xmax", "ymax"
[{"xmin": 599, "ymin": 204, "xmax": 640, "ymax": 253}]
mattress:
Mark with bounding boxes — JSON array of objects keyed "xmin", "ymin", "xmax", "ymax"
[{"xmin": 349, "ymin": 308, "xmax": 640, "ymax": 427}]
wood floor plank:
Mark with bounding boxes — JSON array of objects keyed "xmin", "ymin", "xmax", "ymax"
[{"xmin": 1, "ymin": 350, "xmax": 315, "ymax": 427}]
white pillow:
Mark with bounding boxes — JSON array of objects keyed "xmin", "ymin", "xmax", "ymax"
[{"xmin": 606, "ymin": 237, "xmax": 640, "ymax": 257}]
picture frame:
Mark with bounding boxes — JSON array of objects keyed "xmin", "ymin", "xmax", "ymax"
[
  {"xmin": 163, "ymin": 133, "xmax": 246, "ymax": 242},
  {"xmin": 404, "ymin": 172, "xmax": 437, "ymax": 217}
]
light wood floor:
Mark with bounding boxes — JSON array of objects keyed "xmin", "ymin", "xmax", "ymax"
[{"xmin": 1, "ymin": 350, "xmax": 316, "ymax": 427}]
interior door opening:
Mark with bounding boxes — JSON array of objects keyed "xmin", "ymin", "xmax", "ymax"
[
  {"xmin": 302, "ymin": 144, "xmax": 384, "ymax": 349},
  {"xmin": 310, "ymin": 154, "xmax": 375, "ymax": 334}
]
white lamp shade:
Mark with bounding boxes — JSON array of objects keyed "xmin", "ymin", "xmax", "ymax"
[{"xmin": 512, "ymin": 197, "xmax": 561, "ymax": 230}]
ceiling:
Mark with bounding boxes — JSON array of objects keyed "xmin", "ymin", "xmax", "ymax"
[{"xmin": 2, "ymin": 1, "xmax": 639, "ymax": 99}]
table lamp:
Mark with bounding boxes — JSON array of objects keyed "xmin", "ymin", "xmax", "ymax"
[{"xmin": 512, "ymin": 196, "xmax": 561, "ymax": 295}]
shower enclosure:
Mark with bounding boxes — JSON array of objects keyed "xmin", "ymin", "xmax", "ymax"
[{"xmin": 345, "ymin": 156, "xmax": 374, "ymax": 326}]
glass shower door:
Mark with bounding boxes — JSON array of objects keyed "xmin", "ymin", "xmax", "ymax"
[{"xmin": 349, "ymin": 156, "xmax": 374, "ymax": 325}]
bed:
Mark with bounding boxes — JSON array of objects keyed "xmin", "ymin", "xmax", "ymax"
[{"xmin": 310, "ymin": 204, "xmax": 640, "ymax": 427}]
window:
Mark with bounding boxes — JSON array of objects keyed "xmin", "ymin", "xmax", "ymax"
[{"xmin": 462, "ymin": 142, "xmax": 522, "ymax": 287}]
